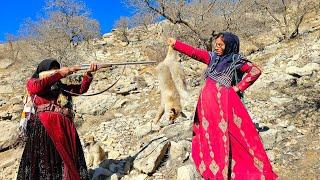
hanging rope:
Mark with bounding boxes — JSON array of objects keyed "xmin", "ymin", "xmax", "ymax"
[{"xmin": 61, "ymin": 66, "xmax": 126, "ymax": 97}]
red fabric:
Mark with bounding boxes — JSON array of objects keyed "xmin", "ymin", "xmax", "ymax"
[
  {"xmin": 237, "ymin": 63, "xmax": 262, "ymax": 92},
  {"xmin": 173, "ymin": 40, "xmax": 261, "ymax": 92},
  {"xmin": 26, "ymin": 72, "xmax": 92, "ymax": 180},
  {"xmin": 192, "ymin": 79, "xmax": 278, "ymax": 179},
  {"xmin": 173, "ymin": 40, "xmax": 277, "ymax": 178},
  {"xmin": 174, "ymin": 40, "xmax": 211, "ymax": 65}
]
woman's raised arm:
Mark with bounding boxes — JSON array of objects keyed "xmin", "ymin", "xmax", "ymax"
[{"xmin": 168, "ymin": 38, "xmax": 211, "ymax": 65}]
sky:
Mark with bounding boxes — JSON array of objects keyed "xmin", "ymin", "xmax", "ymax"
[{"xmin": 0, "ymin": 0, "xmax": 134, "ymax": 43}]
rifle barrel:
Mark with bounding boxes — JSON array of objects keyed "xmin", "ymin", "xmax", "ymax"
[{"xmin": 80, "ymin": 61, "xmax": 156, "ymax": 70}]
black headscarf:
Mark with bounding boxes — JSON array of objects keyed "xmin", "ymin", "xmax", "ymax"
[
  {"xmin": 208, "ymin": 32, "xmax": 241, "ymax": 73},
  {"xmin": 32, "ymin": 58, "xmax": 60, "ymax": 78},
  {"xmin": 220, "ymin": 32, "xmax": 240, "ymax": 55}
]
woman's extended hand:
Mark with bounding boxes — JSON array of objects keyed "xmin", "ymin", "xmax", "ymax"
[
  {"xmin": 86, "ymin": 63, "xmax": 99, "ymax": 73},
  {"xmin": 167, "ymin": 38, "xmax": 176, "ymax": 47},
  {"xmin": 232, "ymin": 86, "xmax": 240, "ymax": 93},
  {"xmin": 58, "ymin": 67, "xmax": 79, "ymax": 77}
]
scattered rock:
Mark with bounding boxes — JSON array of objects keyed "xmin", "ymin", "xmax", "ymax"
[
  {"xmin": 109, "ymin": 150, "xmax": 121, "ymax": 159},
  {"xmin": 259, "ymin": 128, "xmax": 278, "ymax": 150},
  {"xmin": 169, "ymin": 140, "xmax": 191, "ymax": 161},
  {"xmin": 0, "ymin": 121, "xmax": 19, "ymax": 151},
  {"xmin": 0, "ymin": 86, "xmax": 13, "ymax": 94},
  {"xmin": 176, "ymin": 164, "xmax": 201, "ymax": 180},
  {"xmin": 135, "ymin": 122, "xmax": 152, "ymax": 137},
  {"xmin": 0, "ymin": 58, "xmax": 14, "ymax": 69},
  {"xmin": 133, "ymin": 136, "xmax": 171, "ymax": 174},
  {"xmin": 0, "ymin": 112, "xmax": 12, "ymax": 121}
]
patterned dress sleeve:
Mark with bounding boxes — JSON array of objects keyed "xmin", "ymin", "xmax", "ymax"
[
  {"xmin": 64, "ymin": 73, "xmax": 93, "ymax": 95},
  {"xmin": 27, "ymin": 72, "xmax": 64, "ymax": 95},
  {"xmin": 173, "ymin": 40, "xmax": 211, "ymax": 65},
  {"xmin": 235, "ymin": 60, "xmax": 262, "ymax": 92}
]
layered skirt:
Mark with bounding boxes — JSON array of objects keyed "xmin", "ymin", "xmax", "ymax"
[
  {"xmin": 192, "ymin": 79, "xmax": 278, "ymax": 179},
  {"xmin": 17, "ymin": 113, "xmax": 89, "ymax": 180}
]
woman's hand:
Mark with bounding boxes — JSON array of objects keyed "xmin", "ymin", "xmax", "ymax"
[
  {"xmin": 167, "ymin": 38, "xmax": 176, "ymax": 47},
  {"xmin": 85, "ymin": 63, "xmax": 99, "ymax": 76},
  {"xmin": 58, "ymin": 67, "xmax": 79, "ymax": 77},
  {"xmin": 233, "ymin": 86, "xmax": 240, "ymax": 93}
]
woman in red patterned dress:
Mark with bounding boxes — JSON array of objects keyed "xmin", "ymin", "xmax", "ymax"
[
  {"xmin": 168, "ymin": 32, "xmax": 278, "ymax": 179},
  {"xmin": 17, "ymin": 59, "xmax": 98, "ymax": 180}
]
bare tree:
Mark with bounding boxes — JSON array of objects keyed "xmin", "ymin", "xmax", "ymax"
[
  {"xmin": 18, "ymin": 0, "xmax": 101, "ymax": 65},
  {"xmin": 4, "ymin": 34, "xmax": 21, "ymax": 62},
  {"xmin": 254, "ymin": 0, "xmax": 320, "ymax": 40},
  {"xmin": 114, "ymin": 16, "xmax": 131, "ymax": 45},
  {"xmin": 123, "ymin": 0, "xmax": 270, "ymax": 51}
]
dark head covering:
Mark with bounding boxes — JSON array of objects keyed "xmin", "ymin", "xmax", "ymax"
[
  {"xmin": 208, "ymin": 32, "xmax": 241, "ymax": 73},
  {"xmin": 219, "ymin": 32, "xmax": 240, "ymax": 55},
  {"xmin": 32, "ymin": 58, "xmax": 60, "ymax": 78}
]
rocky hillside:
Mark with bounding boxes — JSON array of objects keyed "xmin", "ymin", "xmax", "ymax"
[{"xmin": 0, "ymin": 17, "xmax": 319, "ymax": 179}]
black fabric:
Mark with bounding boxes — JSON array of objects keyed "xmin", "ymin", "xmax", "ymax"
[
  {"xmin": 211, "ymin": 32, "xmax": 240, "ymax": 73},
  {"xmin": 17, "ymin": 116, "xmax": 89, "ymax": 180},
  {"xmin": 219, "ymin": 32, "xmax": 240, "ymax": 55},
  {"xmin": 32, "ymin": 58, "xmax": 61, "ymax": 78}
]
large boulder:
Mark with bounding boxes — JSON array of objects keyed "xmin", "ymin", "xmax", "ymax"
[
  {"xmin": 0, "ymin": 121, "xmax": 19, "ymax": 151},
  {"xmin": 169, "ymin": 140, "xmax": 191, "ymax": 161},
  {"xmin": 133, "ymin": 136, "xmax": 171, "ymax": 174},
  {"xmin": 286, "ymin": 63, "xmax": 320, "ymax": 77},
  {"xmin": 259, "ymin": 128, "xmax": 278, "ymax": 150},
  {"xmin": 74, "ymin": 94, "xmax": 116, "ymax": 115}
]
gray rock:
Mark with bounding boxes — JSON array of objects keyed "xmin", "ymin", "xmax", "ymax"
[
  {"xmin": 269, "ymin": 96, "xmax": 293, "ymax": 105},
  {"xmin": 127, "ymin": 174, "xmax": 148, "ymax": 180},
  {"xmin": 109, "ymin": 173, "xmax": 119, "ymax": 180},
  {"xmin": 75, "ymin": 95, "xmax": 115, "ymax": 115},
  {"xmin": 11, "ymin": 104, "xmax": 23, "ymax": 113},
  {"xmin": 113, "ymin": 99, "xmax": 128, "ymax": 109},
  {"xmin": 0, "ymin": 58, "xmax": 14, "ymax": 69},
  {"xmin": 133, "ymin": 136, "xmax": 171, "ymax": 174},
  {"xmin": 302, "ymin": 63, "xmax": 320, "ymax": 72},
  {"xmin": 159, "ymin": 120, "xmax": 193, "ymax": 141},
  {"xmin": 286, "ymin": 63, "xmax": 320, "ymax": 77},
  {"xmin": 135, "ymin": 122, "xmax": 152, "ymax": 138},
  {"xmin": 169, "ymin": 140, "xmax": 191, "ymax": 160},
  {"xmin": 133, "ymin": 76, "xmax": 148, "ymax": 88},
  {"xmin": 259, "ymin": 128, "xmax": 278, "ymax": 150},
  {"xmin": 144, "ymin": 110, "xmax": 157, "ymax": 119},
  {"xmin": 266, "ymin": 150, "xmax": 275, "ymax": 162},
  {"xmin": 0, "ymin": 121, "xmax": 19, "ymax": 151},
  {"xmin": 108, "ymin": 150, "xmax": 120, "ymax": 159},
  {"xmin": 9, "ymin": 96, "xmax": 22, "ymax": 105},
  {"xmin": 176, "ymin": 164, "xmax": 201, "ymax": 180},
  {"xmin": 287, "ymin": 125, "xmax": 296, "ymax": 132},
  {"xmin": 0, "ymin": 86, "xmax": 13, "ymax": 94},
  {"xmin": 0, "ymin": 97, "xmax": 6, "ymax": 107}
]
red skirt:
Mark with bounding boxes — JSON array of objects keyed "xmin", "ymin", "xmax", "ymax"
[
  {"xmin": 17, "ymin": 113, "xmax": 89, "ymax": 180},
  {"xmin": 191, "ymin": 79, "xmax": 278, "ymax": 179}
]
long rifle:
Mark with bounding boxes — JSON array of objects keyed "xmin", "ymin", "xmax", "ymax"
[
  {"xmin": 59, "ymin": 61, "xmax": 157, "ymax": 96},
  {"xmin": 79, "ymin": 61, "xmax": 157, "ymax": 70}
]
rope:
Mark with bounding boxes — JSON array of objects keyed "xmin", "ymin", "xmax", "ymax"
[{"xmin": 61, "ymin": 66, "xmax": 126, "ymax": 97}]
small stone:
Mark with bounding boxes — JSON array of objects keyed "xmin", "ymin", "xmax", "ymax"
[
  {"xmin": 109, "ymin": 150, "xmax": 120, "ymax": 159},
  {"xmin": 177, "ymin": 164, "xmax": 201, "ymax": 180}
]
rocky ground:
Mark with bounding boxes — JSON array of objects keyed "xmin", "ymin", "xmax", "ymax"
[{"xmin": 0, "ymin": 17, "xmax": 319, "ymax": 179}]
